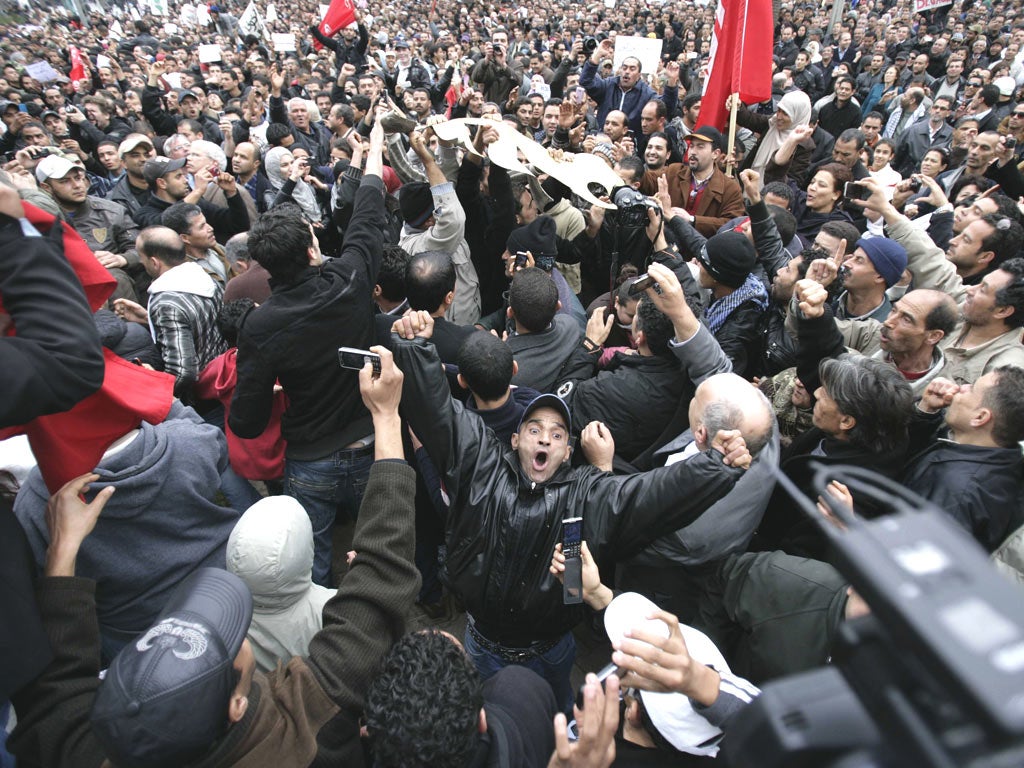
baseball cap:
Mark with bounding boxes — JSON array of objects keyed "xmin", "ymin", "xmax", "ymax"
[
  {"xmin": 602, "ymin": 592, "xmax": 730, "ymax": 758},
  {"xmin": 394, "ymin": 38, "xmax": 410, "ymax": 49},
  {"xmin": 0, "ymin": 99, "xmax": 16, "ymax": 113},
  {"xmin": 174, "ymin": 88, "xmax": 200, "ymax": 102},
  {"xmin": 142, "ymin": 155, "xmax": 186, "ymax": 184},
  {"xmin": 91, "ymin": 568, "xmax": 253, "ymax": 768},
  {"xmin": 35, "ymin": 155, "xmax": 80, "ymax": 183},
  {"xmin": 517, "ymin": 393, "xmax": 572, "ymax": 434},
  {"xmin": 41, "ymin": 109, "xmax": 60, "ymax": 121},
  {"xmin": 698, "ymin": 231, "xmax": 757, "ymax": 289},
  {"xmin": 119, "ymin": 133, "xmax": 155, "ymax": 156},
  {"xmin": 686, "ymin": 126, "xmax": 725, "ymax": 152}
]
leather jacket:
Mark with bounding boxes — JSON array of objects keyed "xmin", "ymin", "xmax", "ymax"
[{"xmin": 393, "ymin": 335, "xmax": 744, "ymax": 646}]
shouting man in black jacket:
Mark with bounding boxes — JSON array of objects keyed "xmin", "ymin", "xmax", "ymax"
[{"xmin": 391, "ymin": 302, "xmax": 754, "ymax": 713}]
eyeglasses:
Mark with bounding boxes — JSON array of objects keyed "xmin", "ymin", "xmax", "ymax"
[{"xmin": 1013, "ymin": 112, "xmax": 1024, "ymax": 118}]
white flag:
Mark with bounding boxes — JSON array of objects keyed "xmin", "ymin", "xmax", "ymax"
[{"xmin": 238, "ymin": 1, "xmax": 269, "ymax": 40}]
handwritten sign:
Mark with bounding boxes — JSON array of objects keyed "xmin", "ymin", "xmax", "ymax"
[{"xmin": 613, "ymin": 36, "xmax": 663, "ymax": 74}]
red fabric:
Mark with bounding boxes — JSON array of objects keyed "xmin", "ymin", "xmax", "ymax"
[
  {"xmin": 0, "ymin": 205, "xmax": 176, "ymax": 493},
  {"xmin": 697, "ymin": 0, "xmax": 773, "ymax": 132},
  {"xmin": 69, "ymin": 46, "xmax": 87, "ymax": 92},
  {"xmin": 194, "ymin": 349, "xmax": 287, "ymax": 480},
  {"xmin": 313, "ymin": 0, "xmax": 356, "ymax": 50}
]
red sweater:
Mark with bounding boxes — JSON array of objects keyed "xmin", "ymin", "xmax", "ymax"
[{"xmin": 195, "ymin": 348, "xmax": 287, "ymax": 480}]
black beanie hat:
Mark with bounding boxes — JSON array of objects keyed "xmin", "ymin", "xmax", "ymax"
[
  {"xmin": 698, "ymin": 231, "xmax": 756, "ymax": 289},
  {"xmin": 506, "ymin": 215, "xmax": 558, "ymax": 259},
  {"xmin": 399, "ymin": 182, "xmax": 434, "ymax": 228}
]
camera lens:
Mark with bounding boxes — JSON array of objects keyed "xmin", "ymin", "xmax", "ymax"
[{"xmin": 583, "ymin": 37, "xmax": 597, "ymax": 53}]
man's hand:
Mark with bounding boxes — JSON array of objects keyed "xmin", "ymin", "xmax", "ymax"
[
  {"xmin": 849, "ymin": 175, "xmax": 891, "ymax": 217},
  {"xmin": 113, "ymin": 297, "xmax": 149, "ymax": 324},
  {"xmin": 794, "ymin": 278, "xmax": 829, "ymax": 318},
  {"xmin": 739, "ymin": 169, "xmax": 761, "ymax": 203},
  {"xmin": 408, "ymin": 130, "xmax": 433, "ymax": 162},
  {"xmin": 358, "ymin": 345, "xmax": 403, "ymax": 416},
  {"xmin": 580, "ymin": 421, "xmax": 615, "ymax": 472},
  {"xmin": 44, "ymin": 473, "xmax": 115, "ymax": 577},
  {"xmin": 550, "ymin": 540, "xmax": 611, "ymax": 610},
  {"xmin": 216, "ymin": 171, "xmax": 237, "ymax": 195},
  {"xmin": 548, "ymin": 673, "xmax": 618, "ymax": 768},
  {"xmin": 612, "ymin": 609, "xmax": 722, "ymax": 706},
  {"xmin": 916, "ymin": 173, "xmax": 950, "ymax": 209},
  {"xmin": 919, "ymin": 377, "xmax": 959, "ymax": 413},
  {"xmin": 270, "ymin": 65, "xmax": 285, "ymax": 96},
  {"xmin": 591, "ymin": 38, "xmax": 614, "ymax": 65},
  {"xmin": 391, "ymin": 309, "xmax": 435, "ymax": 340},
  {"xmin": 805, "ymin": 257, "xmax": 839, "ymax": 287},
  {"xmin": 643, "ymin": 262, "xmax": 695, "ymax": 340},
  {"xmin": 710, "ymin": 429, "xmax": 751, "ymax": 469},
  {"xmin": 0, "ymin": 182, "xmax": 25, "ymax": 219},
  {"xmin": 585, "ymin": 306, "xmax": 615, "ymax": 346},
  {"xmin": 654, "ymin": 175, "xmax": 672, "ymax": 219},
  {"xmin": 816, "ymin": 479, "xmax": 854, "ymax": 530},
  {"xmin": 94, "ymin": 250, "xmax": 128, "ymax": 269}
]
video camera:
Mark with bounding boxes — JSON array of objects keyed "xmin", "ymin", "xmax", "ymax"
[
  {"xmin": 724, "ymin": 464, "xmax": 1024, "ymax": 768},
  {"xmin": 612, "ymin": 187, "xmax": 660, "ymax": 230}
]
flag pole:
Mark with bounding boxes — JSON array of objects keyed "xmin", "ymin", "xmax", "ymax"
[{"xmin": 726, "ymin": 93, "xmax": 739, "ymax": 177}]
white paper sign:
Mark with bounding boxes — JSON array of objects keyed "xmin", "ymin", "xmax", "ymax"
[
  {"xmin": 271, "ymin": 32, "xmax": 296, "ymax": 52},
  {"xmin": 239, "ymin": 1, "xmax": 268, "ymax": 39},
  {"xmin": 613, "ymin": 35, "xmax": 664, "ymax": 73},
  {"xmin": 24, "ymin": 61, "xmax": 63, "ymax": 82},
  {"xmin": 265, "ymin": 3, "xmax": 277, "ymax": 22},
  {"xmin": 199, "ymin": 44, "xmax": 223, "ymax": 63},
  {"xmin": 164, "ymin": 72, "xmax": 182, "ymax": 89},
  {"xmin": 96, "ymin": 54, "xmax": 111, "ymax": 70},
  {"xmin": 149, "ymin": 0, "xmax": 168, "ymax": 16},
  {"xmin": 196, "ymin": 3, "xmax": 210, "ymax": 26}
]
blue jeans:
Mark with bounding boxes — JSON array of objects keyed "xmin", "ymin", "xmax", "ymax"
[
  {"xmin": 284, "ymin": 444, "xmax": 374, "ymax": 587},
  {"xmin": 464, "ymin": 620, "xmax": 577, "ymax": 715}
]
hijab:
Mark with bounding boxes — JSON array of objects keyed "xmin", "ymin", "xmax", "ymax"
[
  {"xmin": 750, "ymin": 90, "xmax": 812, "ymax": 177},
  {"xmin": 264, "ymin": 146, "xmax": 322, "ymax": 223}
]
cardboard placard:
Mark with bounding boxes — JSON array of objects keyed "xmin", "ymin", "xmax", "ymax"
[
  {"xmin": 271, "ymin": 32, "xmax": 296, "ymax": 52},
  {"xmin": 199, "ymin": 44, "xmax": 223, "ymax": 62},
  {"xmin": 24, "ymin": 61, "xmax": 63, "ymax": 82},
  {"xmin": 613, "ymin": 35, "xmax": 664, "ymax": 73}
]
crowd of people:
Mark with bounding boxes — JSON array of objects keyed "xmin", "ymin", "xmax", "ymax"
[{"xmin": 2, "ymin": 0, "xmax": 1024, "ymax": 763}]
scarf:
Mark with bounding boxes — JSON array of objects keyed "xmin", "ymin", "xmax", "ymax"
[
  {"xmin": 704, "ymin": 273, "xmax": 768, "ymax": 335},
  {"xmin": 264, "ymin": 146, "xmax": 322, "ymax": 223},
  {"xmin": 750, "ymin": 90, "xmax": 812, "ymax": 177}
]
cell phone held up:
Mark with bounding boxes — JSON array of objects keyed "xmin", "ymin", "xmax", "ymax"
[
  {"xmin": 844, "ymin": 181, "xmax": 871, "ymax": 202},
  {"xmin": 562, "ymin": 516, "xmax": 584, "ymax": 605},
  {"xmin": 627, "ymin": 273, "xmax": 657, "ymax": 297},
  {"xmin": 337, "ymin": 347, "xmax": 381, "ymax": 378}
]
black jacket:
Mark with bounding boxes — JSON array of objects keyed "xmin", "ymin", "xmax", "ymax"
[
  {"xmin": 902, "ymin": 413, "xmax": 1024, "ymax": 552},
  {"xmin": 230, "ymin": 177, "xmax": 385, "ymax": 459},
  {"xmin": 392, "ymin": 335, "xmax": 744, "ymax": 646},
  {"xmin": 133, "ymin": 192, "xmax": 250, "ymax": 245},
  {"xmin": 557, "ymin": 350, "xmax": 690, "ymax": 463}
]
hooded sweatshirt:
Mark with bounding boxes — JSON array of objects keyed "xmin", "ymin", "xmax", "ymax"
[
  {"xmin": 226, "ymin": 495, "xmax": 334, "ymax": 672},
  {"xmin": 13, "ymin": 402, "xmax": 234, "ymax": 645}
]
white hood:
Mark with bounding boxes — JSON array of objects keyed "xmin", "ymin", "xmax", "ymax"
[
  {"xmin": 226, "ymin": 495, "xmax": 333, "ymax": 671},
  {"xmin": 148, "ymin": 261, "xmax": 219, "ymax": 298}
]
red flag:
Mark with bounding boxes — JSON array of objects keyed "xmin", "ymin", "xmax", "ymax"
[
  {"xmin": 697, "ymin": 0, "xmax": 773, "ymax": 132},
  {"xmin": 313, "ymin": 0, "xmax": 356, "ymax": 50},
  {"xmin": 0, "ymin": 203, "xmax": 176, "ymax": 493},
  {"xmin": 69, "ymin": 45, "xmax": 87, "ymax": 92}
]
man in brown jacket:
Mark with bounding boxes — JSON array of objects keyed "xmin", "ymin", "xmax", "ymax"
[
  {"xmin": 639, "ymin": 127, "xmax": 745, "ymax": 238},
  {"xmin": 8, "ymin": 346, "xmax": 420, "ymax": 768}
]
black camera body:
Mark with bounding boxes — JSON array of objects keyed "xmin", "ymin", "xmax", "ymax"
[{"xmin": 582, "ymin": 36, "xmax": 597, "ymax": 53}]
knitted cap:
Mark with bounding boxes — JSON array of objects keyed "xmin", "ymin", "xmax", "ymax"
[
  {"xmin": 506, "ymin": 216, "xmax": 558, "ymax": 259},
  {"xmin": 698, "ymin": 231, "xmax": 756, "ymax": 289},
  {"xmin": 857, "ymin": 237, "xmax": 907, "ymax": 288},
  {"xmin": 399, "ymin": 182, "xmax": 434, "ymax": 228}
]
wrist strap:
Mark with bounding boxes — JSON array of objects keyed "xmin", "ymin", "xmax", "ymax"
[{"xmin": 582, "ymin": 336, "xmax": 600, "ymax": 353}]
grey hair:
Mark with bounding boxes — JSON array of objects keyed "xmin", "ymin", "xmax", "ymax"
[
  {"xmin": 700, "ymin": 389, "xmax": 775, "ymax": 458},
  {"xmin": 224, "ymin": 232, "xmax": 250, "ymax": 268},
  {"xmin": 189, "ymin": 139, "xmax": 227, "ymax": 172}
]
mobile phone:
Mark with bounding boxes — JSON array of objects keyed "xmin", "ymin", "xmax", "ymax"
[
  {"xmin": 562, "ymin": 516, "xmax": 583, "ymax": 605},
  {"xmin": 1006, "ymin": 137, "xmax": 1017, "ymax": 151},
  {"xmin": 908, "ymin": 176, "xmax": 923, "ymax": 192},
  {"xmin": 573, "ymin": 86, "xmax": 585, "ymax": 105},
  {"xmin": 1, "ymin": 151, "xmax": 15, "ymax": 163},
  {"xmin": 515, "ymin": 251, "xmax": 529, "ymax": 268},
  {"xmin": 338, "ymin": 347, "xmax": 382, "ymax": 377},
  {"xmin": 627, "ymin": 273, "xmax": 656, "ymax": 297},
  {"xmin": 17, "ymin": 104, "xmax": 27, "ymax": 113},
  {"xmin": 844, "ymin": 181, "xmax": 871, "ymax": 201},
  {"xmin": 575, "ymin": 662, "xmax": 626, "ymax": 709}
]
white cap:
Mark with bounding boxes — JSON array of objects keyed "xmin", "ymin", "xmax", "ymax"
[{"xmin": 35, "ymin": 155, "xmax": 79, "ymax": 183}]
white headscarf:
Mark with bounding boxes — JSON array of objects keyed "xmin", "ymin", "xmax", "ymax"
[
  {"xmin": 749, "ymin": 90, "xmax": 813, "ymax": 178},
  {"xmin": 264, "ymin": 146, "xmax": 322, "ymax": 223}
]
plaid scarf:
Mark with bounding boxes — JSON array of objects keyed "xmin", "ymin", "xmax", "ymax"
[{"xmin": 704, "ymin": 273, "xmax": 768, "ymax": 335}]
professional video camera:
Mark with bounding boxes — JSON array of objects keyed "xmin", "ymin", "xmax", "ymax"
[{"xmin": 724, "ymin": 464, "xmax": 1024, "ymax": 768}]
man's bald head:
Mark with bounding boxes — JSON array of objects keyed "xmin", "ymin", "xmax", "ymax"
[
  {"xmin": 137, "ymin": 225, "xmax": 187, "ymax": 267},
  {"xmin": 689, "ymin": 373, "xmax": 775, "ymax": 456}
]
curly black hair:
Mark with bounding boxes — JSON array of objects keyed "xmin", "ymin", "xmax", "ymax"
[{"xmin": 365, "ymin": 631, "xmax": 483, "ymax": 768}]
